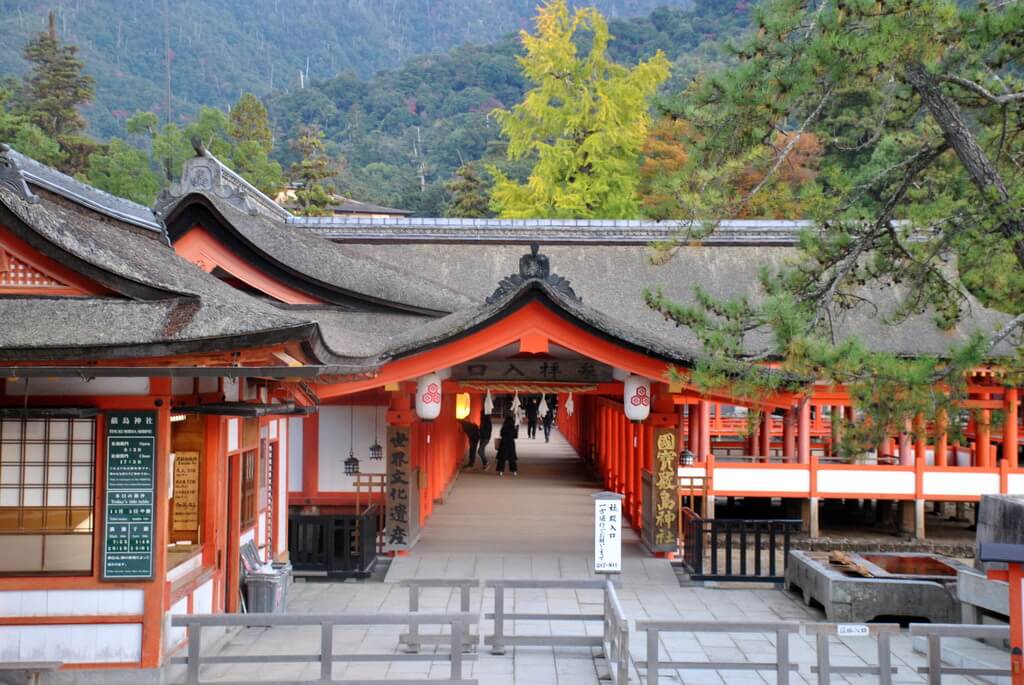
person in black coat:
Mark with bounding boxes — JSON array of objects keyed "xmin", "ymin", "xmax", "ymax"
[
  {"xmin": 525, "ymin": 396, "xmax": 540, "ymax": 439},
  {"xmin": 496, "ymin": 412, "xmax": 518, "ymax": 476},
  {"xmin": 461, "ymin": 420, "xmax": 480, "ymax": 468},
  {"xmin": 477, "ymin": 406, "xmax": 492, "ymax": 468},
  {"xmin": 542, "ymin": 397, "xmax": 555, "ymax": 443}
]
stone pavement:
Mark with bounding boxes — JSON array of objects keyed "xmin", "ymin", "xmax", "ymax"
[{"xmin": 174, "ymin": 429, "xmax": 1007, "ymax": 684}]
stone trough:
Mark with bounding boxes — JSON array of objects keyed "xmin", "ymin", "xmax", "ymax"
[{"xmin": 785, "ymin": 550, "xmax": 972, "ymax": 623}]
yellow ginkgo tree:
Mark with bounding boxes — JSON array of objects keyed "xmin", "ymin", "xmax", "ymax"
[{"xmin": 489, "ymin": 0, "xmax": 669, "ymax": 219}]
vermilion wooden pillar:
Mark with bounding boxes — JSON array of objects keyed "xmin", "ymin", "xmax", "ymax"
[
  {"xmin": 625, "ymin": 421, "xmax": 635, "ymax": 511},
  {"xmin": 783, "ymin": 408, "xmax": 796, "ymax": 459},
  {"xmin": 798, "ymin": 400, "xmax": 811, "ymax": 465},
  {"xmin": 760, "ymin": 410, "xmax": 772, "ymax": 460},
  {"xmin": 699, "ymin": 400, "xmax": 711, "ymax": 460},
  {"xmin": 899, "ymin": 418, "xmax": 913, "ymax": 466},
  {"xmin": 935, "ymin": 408, "xmax": 949, "ymax": 468},
  {"xmin": 1005, "ymin": 387, "xmax": 1019, "ymax": 467},
  {"xmin": 978, "ymin": 397, "xmax": 992, "ymax": 468},
  {"xmin": 688, "ymin": 405, "xmax": 699, "ymax": 456}
]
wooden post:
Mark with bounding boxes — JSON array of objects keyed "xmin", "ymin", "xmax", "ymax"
[
  {"xmin": 699, "ymin": 400, "xmax": 711, "ymax": 460},
  {"xmin": 798, "ymin": 399, "xmax": 811, "ymax": 465},
  {"xmin": 1005, "ymin": 387, "xmax": 1019, "ymax": 468},
  {"xmin": 979, "ymin": 399, "xmax": 992, "ymax": 468},
  {"xmin": 783, "ymin": 408, "xmax": 796, "ymax": 459},
  {"xmin": 914, "ymin": 413, "xmax": 927, "ymax": 465},
  {"xmin": 935, "ymin": 408, "xmax": 949, "ymax": 468},
  {"xmin": 899, "ymin": 419, "xmax": 913, "ymax": 466},
  {"xmin": 760, "ymin": 410, "xmax": 772, "ymax": 461}
]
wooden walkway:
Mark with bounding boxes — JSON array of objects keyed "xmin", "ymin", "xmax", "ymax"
[{"xmin": 385, "ymin": 427, "xmax": 676, "ymax": 585}]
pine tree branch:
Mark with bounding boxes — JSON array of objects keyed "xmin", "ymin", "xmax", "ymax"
[{"xmin": 938, "ymin": 74, "xmax": 1024, "ymax": 105}]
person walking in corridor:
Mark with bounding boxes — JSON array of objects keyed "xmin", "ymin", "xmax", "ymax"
[
  {"xmin": 542, "ymin": 396, "xmax": 555, "ymax": 443},
  {"xmin": 477, "ymin": 406, "xmax": 492, "ymax": 468},
  {"xmin": 496, "ymin": 412, "xmax": 518, "ymax": 476},
  {"xmin": 525, "ymin": 396, "xmax": 540, "ymax": 439},
  {"xmin": 461, "ymin": 419, "xmax": 480, "ymax": 468}
]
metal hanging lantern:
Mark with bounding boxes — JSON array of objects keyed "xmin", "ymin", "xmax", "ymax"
[
  {"xmin": 344, "ymin": 406, "xmax": 360, "ymax": 474},
  {"xmin": 368, "ymin": 406, "xmax": 383, "ymax": 460}
]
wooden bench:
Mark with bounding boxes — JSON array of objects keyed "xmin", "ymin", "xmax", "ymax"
[{"xmin": 0, "ymin": 661, "xmax": 63, "ymax": 685}]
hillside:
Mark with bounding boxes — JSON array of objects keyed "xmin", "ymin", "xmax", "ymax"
[
  {"xmin": 0, "ymin": 0, "xmax": 699, "ymax": 139},
  {"xmin": 266, "ymin": 2, "xmax": 750, "ymax": 214}
]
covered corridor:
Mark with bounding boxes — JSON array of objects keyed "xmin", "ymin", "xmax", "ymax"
[{"xmin": 384, "ymin": 427, "xmax": 676, "ymax": 585}]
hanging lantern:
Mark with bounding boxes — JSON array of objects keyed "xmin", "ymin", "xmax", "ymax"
[
  {"xmin": 565, "ymin": 391, "xmax": 575, "ymax": 417},
  {"xmin": 344, "ymin": 407, "xmax": 361, "ymax": 474},
  {"xmin": 484, "ymin": 388, "xmax": 494, "ymax": 415},
  {"xmin": 624, "ymin": 375, "xmax": 651, "ymax": 423},
  {"xmin": 415, "ymin": 372, "xmax": 443, "ymax": 421},
  {"xmin": 344, "ymin": 450, "xmax": 361, "ymax": 475},
  {"xmin": 368, "ymin": 406, "xmax": 383, "ymax": 460}
]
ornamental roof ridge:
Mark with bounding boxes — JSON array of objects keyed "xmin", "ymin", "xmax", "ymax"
[
  {"xmin": 290, "ymin": 216, "xmax": 810, "ymax": 245},
  {"xmin": 486, "ymin": 242, "xmax": 580, "ymax": 305},
  {"xmin": 1, "ymin": 144, "xmax": 162, "ymax": 231},
  {"xmin": 155, "ymin": 138, "xmax": 291, "ymax": 222}
]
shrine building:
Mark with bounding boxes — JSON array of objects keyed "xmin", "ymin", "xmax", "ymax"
[{"xmin": 0, "ymin": 142, "xmax": 1021, "ymax": 675}]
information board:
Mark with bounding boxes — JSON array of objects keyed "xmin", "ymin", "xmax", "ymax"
[
  {"xmin": 102, "ymin": 411, "xmax": 157, "ymax": 580},
  {"xmin": 172, "ymin": 451, "xmax": 200, "ymax": 531},
  {"xmin": 593, "ymin": 492, "xmax": 624, "ymax": 574}
]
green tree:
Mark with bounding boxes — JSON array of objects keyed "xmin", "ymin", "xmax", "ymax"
[
  {"xmin": 444, "ymin": 163, "xmax": 491, "ymax": 217},
  {"xmin": 645, "ymin": 0, "xmax": 1024, "ymax": 454},
  {"xmin": 0, "ymin": 88, "xmax": 63, "ymax": 166},
  {"xmin": 289, "ymin": 125, "xmax": 337, "ymax": 216},
  {"xmin": 83, "ymin": 138, "xmax": 161, "ymax": 205},
  {"xmin": 18, "ymin": 12, "xmax": 96, "ymax": 173},
  {"xmin": 488, "ymin": 0, "xmax": 670, "ymax": 218},
  {"xmin": 230, "ymin": 92, "xmax": 273, "ymax": 154}
]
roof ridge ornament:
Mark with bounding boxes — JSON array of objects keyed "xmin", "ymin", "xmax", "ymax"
[
  {"xmin": 486, "ymin": 242, "xmax": 580, "ymax": 305},
  {"xmin": 155, "ymin": 149, "xmax": 260, "ymax": 217},
  {"xmin": 0, "ymin": 144, "xmax": 39, "ymax": 205}
]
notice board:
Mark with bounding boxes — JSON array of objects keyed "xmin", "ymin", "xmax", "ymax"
[
  {"xmin": 102, "ymin": 411, "xmax": 157, "ymax": 580},
  {"xmin": 172, "ymin": 451, "xmax": 200, "ymax": 531}
]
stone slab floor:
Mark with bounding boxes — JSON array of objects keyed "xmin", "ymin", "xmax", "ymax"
[{"xmin": 173, "ymin": 429, "xmax": 1008, "ymax": 684}]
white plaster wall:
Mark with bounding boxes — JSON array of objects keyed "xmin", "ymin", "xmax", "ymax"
[
  {"xmin": 166, "ymin": 597, "xmax": 188, "ymax": 650},
  {"xmin": 0, "ymin": 623, "xmax": 142, "ymax": 663},
  {"xmin": 1008, "ymin": 473, "xmax": 1024, "ymax": 494},
  {"xmin": 817, "ymin": 469, "xmax": 915, "ymax": 496},
  {"xmin": 712, "ymin": 468, "xmax": 810, "ymax": 494},
  {"xmin": 223, "ymin": 378, "xmax": 240, "ymax": 402},
  {"xmin": 923, "ymin": 471, "xmax": 1001, "ymax": 498},
  {"xmin": 0, "ymin": 589, "xmax": 144, "ymax": 617},
  {"xmin": 318, "ymin": 406, "xmax": 387, "ymax": 492},
  {"xmin": 193, "ymin": 579, "xmax": 214, "ymax": 615},
  {"xmin": 227, "ymin": 418, "xmax": 239, "ymax": 452},
  {"xmin": 288, "ymin": 417, "xmax": 304, "ymax": 492},
  {"xmin": 6, "ymin": 377, "xmax": 149, "ymax": 396}
]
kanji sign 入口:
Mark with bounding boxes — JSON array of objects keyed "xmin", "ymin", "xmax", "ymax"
[
  {"xmin": 386, "ymin": 425, "xmax": 412, "ymax": 551},
  {"xmin": 102, "ymin": 411, "xmax": 157, "ymax": 580},
  {"xmin": 452, "ymin": 359, "xmax": 612, "ymax": 383},
  {"xmin": 593, "ymin": 491, "xmax": 624, "ymax": 574}
]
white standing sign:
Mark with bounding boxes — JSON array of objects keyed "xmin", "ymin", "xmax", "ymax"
[{"xmin": 593, "ymin": 492, "xmax": 625, "ymax": 574}]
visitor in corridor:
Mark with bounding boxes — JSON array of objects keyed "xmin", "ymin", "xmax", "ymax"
[
  {"xmin": 478, "ymin": 406, "xmax": 492, "ymax": 468},
  {"xmin": 525, "ymin": 396, "xmax": 540, "ymax": 439},
  {"xmin": 496, "ymin": 412, "xmax": 519, "ymax": 476},
  {"xmin": 461, "ymin": 419, "xmax": 481, "ymax": 468},
  {"xmin": 542, "ymin": 398, "xmax": 555, "ymax": 443}
]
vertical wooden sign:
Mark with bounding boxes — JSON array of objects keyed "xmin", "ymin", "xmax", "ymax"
[
  {"xmin": 172, "ymin": 451, "xmax": 200, "ymax": 531},
  {"xmin": 385, "ymin": 425, "xmax": 412, "ymax": 552},
  {"xmin": 652, "ymin": 427, "xmax": 678, "ymax": 551}
]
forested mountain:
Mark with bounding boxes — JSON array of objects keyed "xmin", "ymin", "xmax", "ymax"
[
  {"xmin": 266, "ymin": 3, "xmax": 749, "ymax": 214},
  {"xmin": 0, "ymin": 0, "xmax": 700, "ymax": 139}
]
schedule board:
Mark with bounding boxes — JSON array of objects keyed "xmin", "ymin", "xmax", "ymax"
[{"xmin": 102, "ymin": 411, "xmax": 157, "ymax": 580}]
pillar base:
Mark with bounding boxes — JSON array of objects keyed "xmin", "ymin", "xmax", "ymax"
[
  {"xmin": 801, "ymin": 497, "xmax": 820, "ymax": 539},
  {"xmin": 899, "ymin": 500, "xmax": 926, "ymax": 539}
]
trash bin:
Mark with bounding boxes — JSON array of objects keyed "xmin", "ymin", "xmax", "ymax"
[{"xmin": 245, "ymin": 561, "xmax": 292, "ymax": 613}]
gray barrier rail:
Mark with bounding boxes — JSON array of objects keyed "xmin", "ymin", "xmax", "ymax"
[
  {"xmin": 637, "ymin": 620, "xmax": 802, "ymax": 685},
  {"xmin": 399, "ymin": 578, "xmax": 480, "ymax": 652},
  {"xmin": 601, "ymin": 579, "xmax": 631, "ymax": 685},
  {"xmin": 805, "ymin": 622, "xmax": 898, "ymax": 685},
  {"xmin": 170, "ymin": 611, "xmax": 478, "ymax": 685},
  {"xmin": 484, "ymin": 578, "xmax": 614, "ymax": 655},
  {"xmin": 910, "ymin": 623, "xmax": 1012, "ymax": 684}
]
